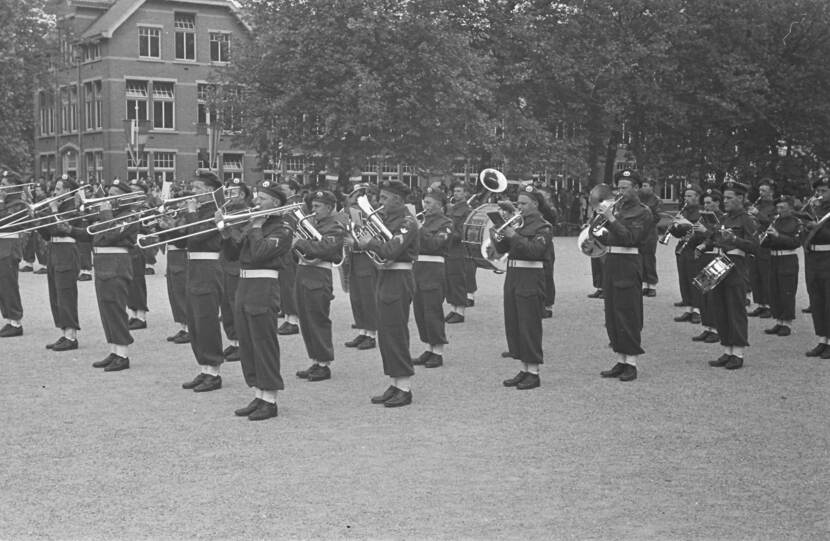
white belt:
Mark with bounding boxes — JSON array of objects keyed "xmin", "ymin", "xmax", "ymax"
[
  {"xmin": 383, "ymin": 262, "xmax": 413, "ymax": 271},
  {"xmin": 810, "ymin": 244, "xmax": 830, "ymax": 252},
  {"xmin": 299, "ymin": 259, "xmax": 332, "ymax": 269},
  {"xmin": 167, "ymin": 246, "xmax": 183, "ymax": 251},
  {"xmin": 188, "ymin": 251, "xmax": 220, "ymax": 260},
  {"xmin": 240, "ymin": 269, "xmax": 279, "ymax": 279},
  {"xmin": 417, "ymin": 255, "xmax": 445, "ymax": 263},
  {"xmin": 0, "ymin": 232, "xmax": 20, "ymax": 239},
  {"xmin": 94, "ymin": 247, "xmax": 129, "ymax": 254},
  {"xmin": 51, "ymin": 236, "xmax": 76, "ymax": 244},
  {"xmin": 713, "ymin": 248, "xmax": 746, "ymax": 257},
  {"xmin": 606, "ymin": 246, "xmax": 639, "ymax": 255},
  {"xmin": 508, "ymin": 259, "xmax": 544, "ymax": 269},
  {"xmin": 771, "ymin": 249, "xmax": 798, "ymax": 257}
]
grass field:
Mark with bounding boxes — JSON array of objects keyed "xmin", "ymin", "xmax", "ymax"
[{"xmin": 1, "ymin": 241, "xmax": 828, "ymax": 540}]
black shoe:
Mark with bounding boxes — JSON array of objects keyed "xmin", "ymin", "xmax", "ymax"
[
  {"xmin": 805, "ymin": 343, "xmax": 827, "ymax": 357},
  {"xmin": 777, "ymin": 325, "xmax": 791, "ymax": 337},
  {"xmin": 172, "ymin": 331, "xmax": 191, "ymax": 344},
  {"xmin": 764, "ymin": 324, "xmax": 782, "ymax": 335},
  {"xmin": 821, "ymin": 347, "xmax": 830, "ymax": 360},
  {"xmin": 384, "ymin": 388, "xmax": 412, "ymax": 408},
  {"xmin": 503, "ymin": 371, "xmax": 528, "ymax": 387},
  {"xmin": 643, "ymin": 289, "xmax": 656, "ymax": 298},
  {"xmin": 182, "ymin": 373, "xmax": 207, "ymax": 389},
  {"xmin": 34, "ymin": 267, "xmax": 48, "ymax": 275},
  {"xmin": 600, "ymin": 363, "xmax": 626, "ymax": 378},
  {"xmin": 445, "ymin": 312, "xmax": 465, "ymax": 324},
  {"xmin": 542, "ymin": 308, "xmax": 553, "ymax": 319},
  {"xmin": 704, "ymin": 332, "xmax": 721, "ymax": 343},
  {"xmin": 92, "ymin": 353, "xmax": 116, "ymax": 368},
  {"xmin": 167, "ymin": 330, "xmax": 185, "ymax": 342},
  {"xmin": 465, "ymin": 298, "xmax": 475, "ymax": 307},
  {"xmin": 277, "ymin": 322, "xmax": 299, "ymax": 335},
  {"xmin": 356, "ymin": 337, "xmax": 376, "ymax": 350},
  {"xmin": 619, "ymin": 365, "xmax": 637, "ymax": 381},
  {"xmin": 758, "ymin": 307, "xmax": 772, "ymax": 319},
  {"xmin": 709, "ymin": 354, "xmax": 731, "ymax": 367},
  {"xmin": 104, "ymin": 355, "xmax": 130, "ymax": 371},
  {"xmin": 412, "ymin": 351, "xmax": 431, "ymax": 365},
  {"xmin": 223, "ymin": 345, "xmax": 240, "ymax": 362},
  {"xmin": 128, "ymin": 318, "xmax": 147, "ymax": 330},
  {"xmin": 674, "ymin": 312, "xmax": 693, "ymax": 322},
  {"xmin": 296, "ymin": 364, "xmax": 318, "ymax": 379},
  {"xmin": 249, "ymin": 401, "xmax": 278, "ymax": 420},
  {"xmin": 516, "ymin": 373, "xmax": 540, "ymax": 389},
  {"xmin": 193, "ymin": 374, "xmax": 222, "ymax": 392},
  {"xmin": 52, "ymin": 338, "xmax": 78, "ymax": 351},
  {"xmin": 19, "ymin": 265, "xmax": 33, "ymax": 272},
  {"xmin": 424, "ymin": 353, "xmax": 443, "ymax": 368},
  {"xmin": 371, "ymin": 386, "xmax": 397, "ymax": 404},
  {"xmin": 673, "ymin": 301, "xmax": 686, "ymax": 307},
  {"xmin": 144, "ymin": 267, "xmax": 155, "ymax": 275},
  {"xmin": 724, "ymin": 356, "xmax": 743, "ymax": 370},
  {"xmin": 46, "ymin": 336, "xmax": 66, "ymax": 349},
  {"xmin": 235, "ymin": 398, "xmax": 262, "ymax": 417},
  {"xmin": 307, "ymin": 365, "xmax": 331, "ymax": 382},
  {"xmin": 77, "ymin": 273, "xmax": 92, "ymax": 282},
  {"xmin": 344, "ymin": 334, "xmax": 367, "ymax": 348},
  {"xmin": 747, "ymin": 307, "xmax": 764, "ymax": 317},
  {"xmin": 587, "ymin": 289, "xmax": 604, "ymax": 299},
  {"xmin": 0, "ymin": 324, "xmax": 23, "ymax": 337},
  {"xmin": 689, "ymin": 313, "xmax": 701, "ymax": 324},
  {"xmin": 501, "ymin": 351, "xmax": 515, "ymax": 358},
  {"xmin": 802, "ymin": 306, "xmax": 812, "ymax": 314},
  {"xmin": 692, "ymin": 331, "xmax": 709, "ymax": 342}
]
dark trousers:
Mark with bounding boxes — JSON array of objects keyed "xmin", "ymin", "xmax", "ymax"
[
  {"xmin": 186, "ymin": 259, "xmax": 224, "ymax": 367},
  {"xmin": 544, "ymin": 250, "xmax": 555, "ymax": 306},
  {"xmin": 127, "ymin": 248, "xmax": 148, "ymax": 312},
  {"xmin": 770, "ymin": 255, "xmax": 798, "ymax": 321},
  {"xmin": 95, "ymin": 275, "xmax": 132, "ymax": 346},
  {"xmin": 143, "ymin": 246, "xmax": 158, "ymax": 265},
  {"xmin": 591, "ymin": 256, "xmax": 604, "ymax": 289},
  {"xmin": 641, "ymin": 237, "xmax": 658, "ymax": 285},
  {"xmin": 697, "ymin": 252, "xmax": 718, "ymax": 328},
  {"xmin": 376, "ymin": 269, "xmax": 414, "ymax": 378},
  {"xmin": 712, "ymin": 258, "xmax": 749, "ymax": 347},
  {"xmin": 348, "ymin": 252, "xmax": 377, "ymax": 331},
  {"xmin": 413, "ymin": 261, "xmax": 447, "ymax": 346},
  {"xmin": 806, "ymin": 252, "xmax": 830, "ymax": 338},
  {"xmin": 750, "ymin": 249, "xmax": 772, "ymax": 305},
  {"xmin": 279, "ymin": 255, "xmax": 298, "ymax": 315},
  {"xmin": 22, "ymin": 232, "xmax": 47, "ymax": 265},
  {"xmin": 221, "ymin": 270, "xmax": 239, "ymax": 340},
  {"xmin": 676, "ymin": 250, "xmax": 700, "ymax": 307},
  {"xmin": 236, "ymin": 277, "xmax": 283, "ymax": 391},
  {"xmin": 503, "ymin": 267, "xmax": 545, "ymax": 364},
  {"xmin": 295, "ymin": 265, "xmax": 335, "ymax": 362},
  {"xmin": 445, "ymin": 252, "xmax": 466, "ymax": 306},
  {"xmin": 47, "ymin": 244, "xmax": 80, "ymax": 330},
  {"xmin": 603, "ymin": 254, "xmax": 644, "ymax": 355},
  {"xmin": 0, "ymin": 256, "xmax": 23, "ymax": 320},
  {"xmin": 166, "ymin": 250, "xmax": 188, "ymax": 325},
  {"xmin": 78, "ymin": 241, "xmax": 92, "ymax": 271},
  {"xmin": 464, "ymin": 258, "xmax": 477, "ymax": 294}
]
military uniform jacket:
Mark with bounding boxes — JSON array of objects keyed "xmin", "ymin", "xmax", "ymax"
[
  {"xmin": 596, "ymin": 197, "xmax": 651, "ymax": 249},
  {"xmin": 415, "ymin": 212, "xmax": 452, "ymax": 288},
  {"xmin": 41, "ymin": 199, "xmax": 89, "ymax": 272},
  {"xmin": 804, "ymin": 202, "xmax": 830, "ymax": 252},
  {"xmin": 293, "ymin": 214, "xmax": 345, "ymax": 264},
  {"xmin": 754, "ymin": 199, "xmax": 777, "ymax": 229},
  {"xmin": 639, "ymin": 192, "xmax": 663, "ymax": 241},
  {"xmin": 761, "ymin": 215, "xmax": 802, "ymax": 251},
  {"xmin": 446, "ymin": 200, "xmax": 471, "ymax": 256},
  {"xmin": 704, "ymin": 209, "xmax": 758, "ymax": 255},
  {"xmin": 670, "ymin": 205, "xmax": 705, "ymax": 254},
  {"xmin": 91, "ymin": 205, "xmax": 139, "ymax": 280},
  {"xmin": 493, "ymin": 211, "xmax": 552, "ymax": 261},
  {"xmin": 0, "ymin": 194, "xmax": 28, "ymax": 259},
  {"xmin": 183, "ymin": 202, "xmax": 222, "ymax": 253},
  {"xmin": 220, "ymin": 200, "xmax": 252, "ymax": 275},
  {"xmin": 221, "ymin": 215, "xmax": 293, "ymax": 271},
  {"xmin": 366, "ymin": 207, "xmax": 419, "ymax": 265}
]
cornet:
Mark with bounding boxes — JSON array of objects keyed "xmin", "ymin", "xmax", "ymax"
[
  {"xmin": 492, "ymin": 213, "xmax": 524, "ymax": 242},
  {"xmin": 659, "ymin": 201, "xmax": 688, "ymax": 245}
]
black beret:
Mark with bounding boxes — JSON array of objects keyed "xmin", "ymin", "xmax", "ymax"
[
  {"xmin": 721, "ymin": 180, "xmax": 749, "ymax": 195},
  {"xmin": 310, "ymin": 190, "xmax": 336, "ymax": 207},
  {"xmin": 227, "ymin": 177, "xmax": 251, "ymax": 199},
  {"xmin": 424, "ymin": 186, "xmax": 446, "ymax": 205},
  {"xmin": 683, "ymin": 183, "xmax": 703, "ymax": 195},
  {"xmin": 614, "ymin": 169, "xmax": 642, "ymax": 186},
  {"xmin": 757, "ymin": 177, "xmax": 775, "ymax": 188},
  {"xmin": 518, "ymin": 184, "xmax": 544, "ymax": 205},
  {"xmin": 703, "ymin": 188, "xmax": 722, "ymax": 200},
  {"xmin": 775, "ymin": 195, "xmax": 795, "ymax": 206},
  {"xmin": 59, "ymin": 175, "xmax": 79, "ymax": 191},
  {"xmin": 193, "ymin": 169, "xmax": 222, "ymax": 190},
  {"xmin": 379, "ymin": 180, "xmax": 410, "ymax": 198},
  {"xmin": 256, "ymin": 179, "xmax": 287, "ymax": 206},
  {"xmin": 108, "ymin": 178, "xmax": 131, "ymax": 195},
  {"xmin": 2, "ymin": 171, "xmax": 22, "ymax": 185},
  {"xmin": 130, "ymin": 178, "xmax": 149, "ymax": 193}
]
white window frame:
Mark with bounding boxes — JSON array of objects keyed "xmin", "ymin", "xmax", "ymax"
[
  {"xmin": 138, "ymin": 26, "xmax": 161, "ymax": 59},
  {"xmin": 174, "ymin": 13, "xmax": 196, "ymax": 61},
  {"xmin": 126, "ymin": 79, "xmax": 149, "ymax": 121},
  {"xmin": 152, "ymin": 81, "xmax": 175, "ymax": 130},
  {"xmin": 209, "ymin": 31, "xmax": 230, "ymax": 63}
]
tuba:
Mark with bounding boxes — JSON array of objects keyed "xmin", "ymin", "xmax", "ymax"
[{"xmin": 465, "ymin": 168, "xmax": 508, "ymax": 206}]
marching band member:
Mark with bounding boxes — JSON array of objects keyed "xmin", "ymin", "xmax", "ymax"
[
  {"xmin": 218, "ymin": 179, "xmax": 293, "ymax": 421},
  {"xmin": 746, "ymin": 179, "xmax": 776, "ymax": 318},
  {"xmin": 703, "ymin": 181, "xmax": 758, "ymax": 370},
  {"xmin": 293, "ymin": 190, "xmax": 346, "ymax": 382},
  {"xmin": 411, "ymin": 187, "xmax": 453, "ymax": 368},
  {"xmin": 357, "ymin": 180, "xmax": 419, "ymax": 408},
  {"xmin": 760, "ymin": 196, "xmax": 802, "ymax": 337},
  {"xmin": 343, "ymin": 184, "xmax": 378, "ymax": 350},
  {"xmin": 691, "ymin": 189, "xmax": 724, "ymax": 343},
  {"xmin": 171, "ymin": 170, "xmax": 225, "ymax": 392},
  {"xmin": 444, "ymin": 181, "xmax": 472, "ymax": 324},
  {"xmin": 803, "ymin": 178, "xmax": 830, "ymax": 359},
  {"xmin": 164, "ymin": 182, "xmax": 190, "ymax": 345},
  {"xmin": 219, "ymin": 178, "xmax": 252, "ymax": 361},
  {"xmin": 276, "ymin": 178, "xmax": 303, "ymax": 336},
  {"xmin": 638, "ymin": 179, "xmax": 662, "ymax": 297},
  {"xmin": 89, "ymin": 179, "xmax": 139, "ymax": 371},
  {"xmin": 596, "ymin": 170, "xmax": 651, "ymax": 382},
  {"xmin": 670, "ymin": 184, "xmax": 704, "ymax": 325},
  {"xmin": 586, "ymin": 184, "xmax": 613, "ymax": 299},
  {"xmin": 0, "ymin": 171, "xmax": 29, "ymax": 337},
  {"xmin": 77, "ymin": 181, "xmax": 95, "ymax": 281},
  {"xmin": 496, "ymin": 185, "xmax": 554, "ymax": 390},
  {"xmin": 41, "ymin": 175, "xmax": 85, "ymax": 351},
  {"xmin": 126, "ymin": 179, "xmax": 150, "ymax": 330}
]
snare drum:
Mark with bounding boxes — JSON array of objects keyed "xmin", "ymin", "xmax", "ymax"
[
  {"xmin": 461, "ymin": 203, "xmax": 508, "ymax": 273},
  {"xmin": 691, "ymin": 255, "xmax": 735, "ymax": 293}
]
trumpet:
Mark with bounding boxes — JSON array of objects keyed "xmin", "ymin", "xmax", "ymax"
[
  {"xmin": 492, "ymin": 212, "xmax": 524, "ymax": 242},
  {"xmin": 659, "ymin": 201, "xmax": 688, "ymax": 245},
  {"xmin": 354, "ymin": 194, "xmax": 393, "ymax": 266},
  {"xmin": 589, "ymin": 194, "xmax": 623, "ymax": 233}
]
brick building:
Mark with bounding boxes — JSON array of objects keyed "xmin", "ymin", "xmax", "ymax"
[{"xmin": 35, "ymin": 0, "xmax": 255, "ymax": 185}]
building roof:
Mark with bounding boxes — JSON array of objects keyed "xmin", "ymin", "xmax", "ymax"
[{"xmin": 80, "ymin": 0, "xmax": 248, "ymax": 41}]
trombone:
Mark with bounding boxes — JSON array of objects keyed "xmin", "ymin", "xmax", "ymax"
[
  {"xmin": 78, "ymin": 191, "xmax": 146, "ymax": 213},
  {"xmin": 0, "ymin": 187, "xmax": 86, "ymax": 229}
]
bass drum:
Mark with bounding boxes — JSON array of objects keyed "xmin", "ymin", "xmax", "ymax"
[{"xmin": 461, "ymin": 203, "xmax": 508, "ymax": 274}]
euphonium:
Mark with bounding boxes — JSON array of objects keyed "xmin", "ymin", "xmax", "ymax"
[{"xmin": 355, "ymin": 194, "xmax": 393, "ymax": 266}]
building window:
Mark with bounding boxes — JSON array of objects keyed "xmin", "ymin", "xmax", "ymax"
[
  {"xmin": 209, "ymin": 32, "xmax": 230, "ymax": 62},
  {"xmin": 94, "ymin": 81, "xmax": 102, "ymax": 129},
  {"xmin": 197, "ymin": 83, "xmax": 213, "ymax": 125},
  {"xmin": 127, "ymin": 151, "xmax": 149, "ymax": 180},
  {"xmin": 39, "ymin": 91, "xmax": 55, "ymax": 136},
  {"xmin": 83, "ymin": 81, "xmax": 101, "ymax": 131},
  {"xmin": 153, "ymin": 151, "xmax": 176, "ymax": 183},
  {"xmin": 221, "ymin": 86, "xmax": 243, "ymax": 133},
  {"xmin": 84, "ymin": 151, "xmax": 104, "ymax": 183},
  {"xmin": 138, "ymin": 27, "xmax": 161, "ymax": 59},
  {"xmin": 40, "ymin": 154, "xmax": 55, "ymax": 179},
  {"xmin": 83, "ymin": 43, "xmax": 100, "ymax": 62},
  {"xmin": 60, "ymin": 86, "xmax": 78, "ymax": 133},
  {"xmin": 174, "ymin": 13, "xmax": 196, "ymax": 61},
  {"xmin": 221, "ymin": 153, "xmax": 244, "ymax": 182},
  {"xmin": 152, "ymin": 82, "xmax": 175, "ymax": 130},
  {"xmin": 126, "ymin": 79, "xmax": 149, "ymax": 121},
  {"xmin": 285, "ymin": 156, "xmax": 304, "ymax": 173}
]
